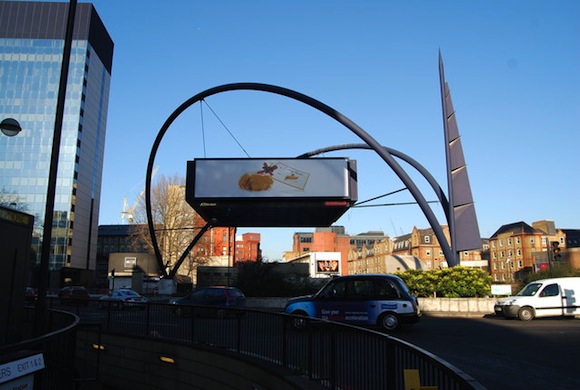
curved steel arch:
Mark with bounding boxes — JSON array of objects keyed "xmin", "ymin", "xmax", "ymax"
[
  {"xmin": 298, "ymin": 144, "xmax": 450, "ymax": 223},
  {"xmin": 146, "ymin": 83, "xmax": 457, "ymax": 277}
]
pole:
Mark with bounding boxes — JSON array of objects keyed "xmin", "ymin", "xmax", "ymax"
[{"xmin": 35, "ymin": 0, "xmax": 77, "ymax": 335}]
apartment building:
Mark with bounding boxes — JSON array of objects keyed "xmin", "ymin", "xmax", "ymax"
[{"xmin": 488, "ymin": 220, "xmax": 571, "ymax": 282}]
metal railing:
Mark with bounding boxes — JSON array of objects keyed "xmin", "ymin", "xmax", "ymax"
[
  {"xmin": 50, "ymin": 298, "xmax": 485, "ymax": 389},
  {"xmin": 0, "ymin": 308, "xmax": 79, "ymax": 389}
]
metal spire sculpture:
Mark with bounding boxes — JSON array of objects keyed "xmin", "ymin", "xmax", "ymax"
[{"xmin": 439, "ymin": 52, "xmax": 482, "ymax": 262}]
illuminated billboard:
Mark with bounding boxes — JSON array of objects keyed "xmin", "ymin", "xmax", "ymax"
[{"xmin": 186, "ymin": 158, "xmax": 357, "ymax": 227}]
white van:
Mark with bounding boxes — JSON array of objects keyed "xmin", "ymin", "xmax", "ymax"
[{"xmin": 494, "ymin": 277, "xmax": 580, "ymax": 321}]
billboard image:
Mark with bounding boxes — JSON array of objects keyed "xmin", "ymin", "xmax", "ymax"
[
  {"xmin": 186, "ymin": 158, "xmax": 357, "ymax": 227},
  {"xmin": 191, "ymin": 158, "xmax": 353, "ymax": 198}
]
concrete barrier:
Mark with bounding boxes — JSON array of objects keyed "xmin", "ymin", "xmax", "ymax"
[
  {"xmin": 246, "ymin": 297, "xmax": 497, "ymax": 317},
  {"xmin": 417, "ymin": 297, "xmax": 496, "ymax": 317}
]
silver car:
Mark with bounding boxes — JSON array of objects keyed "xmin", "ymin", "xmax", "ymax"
[{"xmin": 99, "ymin": 288, "xmax": 148, "ymax": 309}]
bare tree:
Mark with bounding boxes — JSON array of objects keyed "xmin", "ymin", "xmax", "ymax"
[
  {"xmin": 0, "ymin": 188, "xmax": 29, "ymax": 213},
  {"xmin": 131, "ymin": 174, "xmax": 210, "ymax": 281}
]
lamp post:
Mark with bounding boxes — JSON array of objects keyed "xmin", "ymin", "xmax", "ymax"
[{"xmin": 0, "ymin": 118, "xmax": 22, "ymax": 137}]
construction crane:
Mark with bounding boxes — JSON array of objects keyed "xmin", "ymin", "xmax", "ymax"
[{"xmin": 121, "ymin": 166, "xmax": 159, "ymax": 224}]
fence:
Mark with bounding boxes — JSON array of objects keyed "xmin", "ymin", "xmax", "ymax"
[
  {"xmin": 0, "ymin": 308, "xmax": 79, "ymax": 389},
  {"xmin": 58, "ymin": 299, "xmax": 485, "ymax": 389}
]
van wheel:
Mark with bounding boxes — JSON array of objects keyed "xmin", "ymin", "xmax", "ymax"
[
  {"xmin": 379, "ymin": 312, "xmax": 399, "ymax": 331},
  {"xmin": 518, "ymin": 307, "xmax": 534, "ymax": 321}
]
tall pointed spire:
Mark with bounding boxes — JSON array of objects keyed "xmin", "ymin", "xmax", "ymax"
[{"xmin": 439, "ymin": 52, "xmax": 482, "ymax": 259}]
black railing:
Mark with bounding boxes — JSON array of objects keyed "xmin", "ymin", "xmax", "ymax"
[
  {"xmin": 0, "ymin": 308, "xmax": 79, "ymax": 390},
  {"xmin": 50, "ymin": 298, "xmax": 485, "ymax": 389}
]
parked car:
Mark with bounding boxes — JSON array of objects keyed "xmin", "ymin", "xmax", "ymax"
[
  {"xmin": 99, "ymin": 289, "xmax": 148, "ymax": 309},
  {"xmin": 58, "ymin": 286, "xmax": 90, "ymax": 306},
  {"xmin": 171, "ymin": 286, "xmax": 246, "ymax": 317},
  {"xmin": 284, "ymin": 274, "xmax": 421, "ymax": 331},
  {"xmin": 494, "ymin": 277, "xmax": 580, "ymax": 321}
]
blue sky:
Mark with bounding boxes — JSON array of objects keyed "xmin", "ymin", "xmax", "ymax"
[{"xmin": 87, "ymin": 0, "xmax": 579, "ymax": 260}]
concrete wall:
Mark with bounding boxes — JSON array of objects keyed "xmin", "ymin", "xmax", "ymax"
[{"xmin": 417, "ymin": 297, "xmax": 496, "ymax": 317}]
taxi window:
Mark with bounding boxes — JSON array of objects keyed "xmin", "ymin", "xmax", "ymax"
[
  {"xmin": 377, "ymin": 279, "xmax": 399, "ymax": 299},
  {"xmin": 352, "ymin": 280, "xmax": 375, "ymax": 298},
  {"xmin": 319, "ymin": 280, "xmax": 346, "ymax": 298}
]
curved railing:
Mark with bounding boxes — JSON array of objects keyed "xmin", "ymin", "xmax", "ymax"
[
  {"xmin": 0, "ymin": 308, "xmax": 79, "ymax": 389},
  {"xmin": 65, "ymin": 299, "xmax": 485, "ymax": 389}
]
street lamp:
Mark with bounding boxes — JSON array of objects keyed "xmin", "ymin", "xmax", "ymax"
[{"xmin": 0, "ymin": 118, "xmax": 22, "ymax": 137}]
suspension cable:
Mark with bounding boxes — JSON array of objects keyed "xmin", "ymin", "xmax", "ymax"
[
  {"xmin": 200, "ymin": 100, "xmax": 207, "ymax": 158},
  {"xmin": 202, "ymin": 99, "xmax": 251, "ymax": 157}
]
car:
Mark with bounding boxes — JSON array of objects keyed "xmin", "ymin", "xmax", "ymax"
[
  {"xmin": 284, "ymin": 274, "xmax": 421, "ymax": 331},
  {"xmin": 99, "ymin": 288, "xmax": 148, "ymax": 309},
  {"xmin": 171, "ymin": 286, "xmax": 246, "ymax": 317},
  {"xmin": 58, "ymin": 286, "xmax": 90, "ymax": 306}
]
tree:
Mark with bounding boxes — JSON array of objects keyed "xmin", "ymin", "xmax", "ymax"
[
  {"xmin": 131, "ymin": 174, "xmax": 210, "ymax": 281},
  {"xmin": 0, "ymin": 188, "xmax": 30, "ymax": 213}
]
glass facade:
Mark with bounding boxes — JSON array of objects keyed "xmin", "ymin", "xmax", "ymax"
[{"xmin": 0, "ymin": 2, "xmax": 113, "ymax": 278}]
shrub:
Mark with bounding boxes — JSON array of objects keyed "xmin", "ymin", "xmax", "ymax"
[
  {"xmin": 397, "ymin": 266, "xmax": 491, "ymax": 298},
  {"xmin": 515, "ymin": 264, "xmax": 580, "ymax": 292}
]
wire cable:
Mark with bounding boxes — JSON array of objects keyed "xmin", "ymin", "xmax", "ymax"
[{"xmin": 202, "ymin": 99, "xmax": 251, "ymax": 157}]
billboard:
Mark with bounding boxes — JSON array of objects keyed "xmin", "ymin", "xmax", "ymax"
[
  {"xmin": 186, "ymin": 158, "xmax": 357, "ymax": 227},
  {"xmin": 312, "ymin": 252, "xmax": 341, "ymax": 276}
]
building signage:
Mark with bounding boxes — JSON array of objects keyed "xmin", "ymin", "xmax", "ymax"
[
  {"xmin": 0, "ymin": 353, "xmax": 44, "ymax": 386},
  {"xmin": 491, "ymin": 284, "xmax": 512, "ymax": 296}
]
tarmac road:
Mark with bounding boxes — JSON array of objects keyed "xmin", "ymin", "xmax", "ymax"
[{"xmin": 392, "ymin": 314, "xmax": 580, "ymax": 389}]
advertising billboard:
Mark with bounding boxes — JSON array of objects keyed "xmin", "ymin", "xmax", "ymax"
[
  {"xmin": 186, "ymin": 158, "xmax": 357, "ymax": 227},
  {"xmin": 312, "ymin": 252, "xmax": 341, "ymax": 276}
]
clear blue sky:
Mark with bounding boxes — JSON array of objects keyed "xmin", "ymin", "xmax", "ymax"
[{"xmin": 86, "ymin": 0, "xmax": 579, "ymax": 260}]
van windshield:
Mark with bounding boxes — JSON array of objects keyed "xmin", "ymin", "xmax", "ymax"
[{"xmin": 516, "ymin": 283, "xmax": 541, "ymax": 296}]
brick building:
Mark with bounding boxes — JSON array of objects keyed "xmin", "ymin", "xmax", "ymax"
[
  {"xmin": 235, "ymin": 232, "xmax": 261, "ymax": 262},
  {"xmin": 488, "ymin": 220, "xmax": 578, "ymax": 282}
]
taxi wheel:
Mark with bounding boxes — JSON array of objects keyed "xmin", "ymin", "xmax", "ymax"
[
  {"xmin": 290, "ymin": 311, "xmax": 308, "ymax": 330},
  {"xmin": 379, "ymin": 312, "xmax": 399, "ymax": 331},
  {"xmin": 518, "ymin": 306, "xmax": 534, "ymax": 321}
]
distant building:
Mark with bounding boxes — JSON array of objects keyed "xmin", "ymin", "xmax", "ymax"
[
  {"xmin": 235, "ymin": 232, "xmax": 261, "ymax": 262},
  {"xmin": 97, "ymin": 224, "xmax": 149, "ymax": 288},
  {"xmin": 286, "ymin": 252, "xmax": 341, "ymax": 278},
  {"xmin": 98, "ymin": 223, "xmax": 261, "ymax": 286},
  {"xmin": 290, "ymin": 224, "xmax": 484, "ymax": 276},
  {"xmin": 488, "ymin": 220, "xmax": 563, "ymax": 282},
  {"xmin": 349, "ymin": 241, "xmax": 426, "ymax": 274},
  {"xmin": 0, "ymin": 2, "xmax": 113, "ymax": 285},
  {"xmin": 389, "ymin": 225, "xmax": 483, "ymax": 271},
  {"xmin": 562, "ymin": 229, "xmax": 580, "ymax": 269},
  {"xmin": 289, "ymin": 226, "xmax": 388, "ymax": 275}
]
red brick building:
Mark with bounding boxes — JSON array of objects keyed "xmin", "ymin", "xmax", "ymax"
[
  {"xmin": 235, "ymin": 232, "xmax": 261, "ymax": 263},
  {"xmin": 288, "ymin": 227, "xmax": 388, "ymax": 275}
]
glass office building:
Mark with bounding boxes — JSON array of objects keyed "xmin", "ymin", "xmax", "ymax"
[{"xmin": 0, "ymin": 2, "xmax": 113, "ymax": 281}]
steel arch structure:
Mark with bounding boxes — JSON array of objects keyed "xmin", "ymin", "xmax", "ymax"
[
  {"xmin": 146, "ymin": 82, "xmax": 456, "ymax": 278},
  {"xmin": 298, "ymin": 144, "xmax": 450, "ymax": 221}
]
